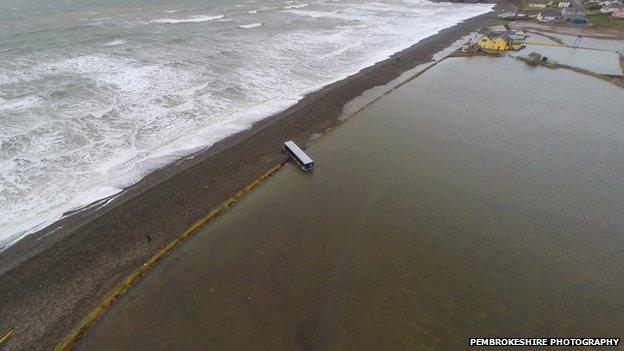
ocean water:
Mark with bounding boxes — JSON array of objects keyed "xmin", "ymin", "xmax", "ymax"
[{"xmin": 0, "ymin": 0, "xmax": 492, "ymax": 248}]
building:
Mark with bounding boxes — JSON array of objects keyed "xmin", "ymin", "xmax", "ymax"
[
  {"xmin": 528, "ymin": 3, "xmax": 548, "ymax": 8},
  {"xmin": 558, "ymin": 1, "xmax": 571, "ymax": 7},
  {"xmin": 486, "ymin": 24, "xmax": 510, "ymax": 32},
  {"xmin": 508, "ymin": 30, "xmax": 527, "ymax": 41},
  {"xmin": 537, "ymin": 10, "xmax": 563, "ymax": 21},
  {"xmin": 477, "ymin": 33, "xmax": 511, "ymax": 51},
  {"xmin": 613, "ymin": 7, "xmax": 624, "ymax": 17}
]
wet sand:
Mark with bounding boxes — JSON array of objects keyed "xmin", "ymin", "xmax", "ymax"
[
  {"xmin": 0, "ymin": 4, "xmax": 511, "ymax": 350},
  {"xmin": 78, "ymin": 55, "xmax": 624, "ymax": 350}
]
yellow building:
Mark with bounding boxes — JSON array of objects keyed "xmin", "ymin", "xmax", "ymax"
[{"xmin": 477, "ymin": 34, "xmax": 510, "ymax": 51}]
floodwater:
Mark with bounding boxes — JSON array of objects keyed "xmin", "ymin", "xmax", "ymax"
[
  {"xmin": 78, "ymin": 56, "xmax": 624, "ymax": 350},
  {"xmin": 524, "ymin": 29, "xmax": 624, "ymax": 52},
  {"xmin": 554, "ymin": 33, "xmax": 624, "ymax": 52},
  {"xmin": 522, "ymin": 44, "xmax": 623, "ymax": 76}
]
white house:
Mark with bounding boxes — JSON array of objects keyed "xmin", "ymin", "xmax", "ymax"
[{"xmin": 558, "ymin": 2, "xmax": 571, "ymax": 7}]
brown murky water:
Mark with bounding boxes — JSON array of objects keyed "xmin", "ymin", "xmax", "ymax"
[{"xmin": 78, "ymin": 57, "xmax": 624, "ymax": 350}]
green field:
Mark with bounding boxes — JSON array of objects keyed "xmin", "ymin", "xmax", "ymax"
[{"xmin": 588, "ymin": 14, "xmax": 624, "ymax": 27}]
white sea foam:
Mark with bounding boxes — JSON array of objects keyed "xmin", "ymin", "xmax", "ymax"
[
  {"xmin": 0, "ymin": 96, "xmax": 43, "ymax": 112},
  {"xmin": 284, "ymin": 3, "xmax": 309, "ymax": 9},
  {"xmin": 240, "ymin": 22, "xmax": 262, "ymax": 28},
  {"xmin": 149, "ymin": 15, "xmax": 224, "ymax": 24},
  {"xmin": 283, "ymin": 9, "xmax": 366, "ymax": 21},
  {"xmin": 0, "ymin": 0, "xmax": 493, "ymax": 249},
  {"xmin": 103, "ymin": 39, "xmax": 126, "ymax": 46}
]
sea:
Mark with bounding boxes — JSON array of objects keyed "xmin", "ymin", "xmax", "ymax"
[{"xmin": 0, "ymin": 0, "xmax": 492, "ymax": 248}]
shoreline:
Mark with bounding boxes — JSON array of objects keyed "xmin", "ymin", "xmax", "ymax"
[{"xmin": 0, "ymin": 4, "xmax": 511, "ymax": 350}]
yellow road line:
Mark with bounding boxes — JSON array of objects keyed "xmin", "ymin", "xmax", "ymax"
[
  {"xmin": 54, "ymin": 163, "xmax": 283, "ymax": 351},
  {"xmin": 0, "ymin": 329, "xmax": 12, "ymax": 345}
]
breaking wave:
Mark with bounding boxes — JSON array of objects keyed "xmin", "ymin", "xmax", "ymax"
[{"xmin": 0, "ymin": 0, "xmax": 492, "ymax": 248}]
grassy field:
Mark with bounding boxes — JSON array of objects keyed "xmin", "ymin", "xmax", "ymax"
[{"xmin": 588, "ymin": 14, "xmax": 624, "ymax": 27}]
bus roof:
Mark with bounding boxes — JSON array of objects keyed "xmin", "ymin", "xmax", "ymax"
[{"xmin": 284, "ymin": 141, "xmax": 313, "ymax": 165}]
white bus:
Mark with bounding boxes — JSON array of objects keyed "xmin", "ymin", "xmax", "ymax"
[{"xmin": 282, "ymin": 141, "xmax": 314, "ymax": 171}]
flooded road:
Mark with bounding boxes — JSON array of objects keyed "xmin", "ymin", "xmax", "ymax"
[{"xmin": 78, "ymin": 56, "xmax": 624, "ymax": 350}]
